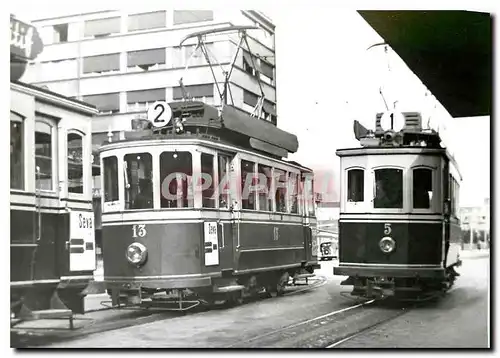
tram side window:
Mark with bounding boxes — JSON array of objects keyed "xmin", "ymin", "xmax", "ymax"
[
  {"xmin": 275, "ymin": 169, "xmax": 287, "ymax": 213},
  {"xmin": 374, "ymin": 169, "xmax": 403, "ymax": 209},
  {"xmin": 289, "ymin": 172, "xmax": 299, "ymax": 214},
  {"xmin": 35, "ymin": 120, "xmax": 54, "ymax": 191},
  {"xmin": 218, "ymin": 155, "xmax": 230, "ymax": 209},
  {"xmin": 258, "ymin": 164, "xmax": 272, "ymax": 211},
  {"xmin": 201, "ymin": 153, "xmax": 215, "ymax": 208},
  {"xmin": 67, "ymin": 132, "xmax": 84, "ymax": 194},
  {"xmin": 10, "ymin": 113, "xmax": 23, "ymax": 190},
  {"xmin": 347, "ymin": 169, "xmax": 364, "ymax": 202},
  {"xmin": 304, "ymin": 175, "xmax": 315, "ymax": 215},
  {"xmin": 449, "ymin": 175, "xmax": 459, "ymax": 217},
  {"xmin": 241, "ymin": 160, "xmax": 256, "ymax": 210},
  {"xmin": 160, "ymin": 151, "xmax": 193, "ymax": 208},
  {"xmin": 413, "ymin": 168, "xmax": 433, "ymax": 209},
  {"xmin": 103, "ymin": 156, "xmax": 119, "ymax": 202},
  {"xmin": 124, "ymin": 153, "xmax": 153, "ymax": 210}
]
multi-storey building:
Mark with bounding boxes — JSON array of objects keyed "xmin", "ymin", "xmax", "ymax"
[
  {"xmin": 459, "ymin": 197, "xmax": 490, "ymax": 248},
  {"xmin": 22, "ymin": 10, "xmax": 277, "ymax": 149}
]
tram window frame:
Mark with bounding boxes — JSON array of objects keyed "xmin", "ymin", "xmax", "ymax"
[
  {"xmin": 288, "ymin": 172, "xmax": 299, "ymax": 214},
  {"xmin": 35, "ymin": 117, "xmax": 57, "ymax": 192},
  {"xmin": 217, "ymin": 154, "xmax": 231, "ymax": 209},
  {"xmin": 124, "ymin": 152, "xmax": 154, "ymax": 210},
  {"xmin": 347, "ymin": 168, "xmax": 364, "ymax": 203},
  {"xmin": 201, "ymin": 153, "xmax": 215, "ymax": 208},
  {"xmin": 160, "ymin": 151, "xmax": 194, "ymax": 209},
  {"xmin": 241, "ymin": 159, "xmax": 256, "ymax": 210},
  {"xmin": 412, "ymin": 167, "xmax": 433, "ymax": 210},
  {"xmin": 257, "ymin": 164, "xmax": 273, "ymax": 212},
  {"xmin": 373, "ymin": 168, "xmax": 404, "ymax": 209},
  {"xmin": 274, "ymin": 168, "xmax": 288, "ymax": 213},
  {"xmin": 304, "ymin": 174, "xmax": 315, "ymax": 216},
  {"xmin": 449, "ymin": 174, "xmax": 460, "ymax": 218},
  {"xmin": 10, "ymin": 112, "xmax": 24, "ymax": 190},
  {"xmin": 102, "ymin": 156, "xmax": 119, "ymax": 203},
  {"xmin": 67, "ymin": 130, "xmax": 85, "ymax": 195}
]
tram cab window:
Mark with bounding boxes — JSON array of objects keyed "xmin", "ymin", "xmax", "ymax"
[
  {"xmin": 374, "ymin": 169, "xmax": 403, "ymax": 209},
  {"xmin": 275, "ymin": 169, "xmax": 287, "ymax": 213},
  {"xmin": 201, "ymin": 153, "xmax": 215, "ymax": 208},
  {"xmin": 124, "ymin": 153, "xmax": 153, "ymax": 209},
  {"xmin": 160, "ymin": 151, "xmax": 193, "ymax": 208},
  {"xmin": 241, "ymin": 160, "xmax": 256, "ymax": 210},
  {"xmin": 258, "ymin": 164, "xmax": 272, "ymax": 211},
  {"xmin": 35, "ymin": 120, "xmax": 54, "ymax": 191},
  {"xmin": 67, "ymin": 132, "xmax": 84, "ymax": 194},
  {"xmin": 289, "ymin": 172, "xmax": 299, "ymax": 214},
  {"xmin": 413, "ymin": 168, "xmax": 433, "ymax": 209},
  {"xmin": 103, "ymin": 156, "xmax": 119, "ymax": 202},
  {"xmin": 10, "ymin": 113, "xmax": 23, "ymax": 190},
  {"xmin": 347, "ymin": 169, "xmax": 364, "ymax": 202},
  {"xmin": 218, "ymin": 155, "xmax": 231, "ymax": 209}
]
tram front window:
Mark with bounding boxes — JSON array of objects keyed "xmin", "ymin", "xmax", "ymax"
[
  {"xmin": 201, "ymin": 153, "xmax": 215, "ymax": 208},
  {"xmin": 103, "ymin": 156, "xmax": 119, "ymax": 202},
  {"xmin": 160, "ymin": 151, "xmax": 193, "ymax": 208},
  {"xmin": 413, "ymin": 168, "xmax": 433, "ymax": 209},
  {"xmin": 374, "ymin": 169, "xmax": 403, "ymax": 209},
  {"xmin": 124, "ymin": 153, "xmax": 153, "ymax": 210}
]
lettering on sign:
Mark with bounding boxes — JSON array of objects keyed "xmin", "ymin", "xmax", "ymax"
[
  {"xmin": 79, "ymin": 213, "xmax": 93, "ymax": 229},
  {"xmin": 10, "ymin": 16, "xmax": 43, "ymax": 60},
  {"xmin": 132, "ymin": 224, "xmax": 147, "ymax": 238},
  {"xmin": 273, "ymin": 227, "xmax": 280, "ymax": 241}
]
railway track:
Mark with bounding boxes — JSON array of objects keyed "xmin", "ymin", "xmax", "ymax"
[{"xmin": 11, "ymin": 275, "xmax": 328, "ymax": 348}]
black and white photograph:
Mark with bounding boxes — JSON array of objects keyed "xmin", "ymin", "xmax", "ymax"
[{"xmin": 7, "ymin": 2, "xmax": 492, "ymax": 349}]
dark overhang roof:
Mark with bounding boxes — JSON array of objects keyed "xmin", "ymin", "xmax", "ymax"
[{"xmin": 358, "ymin": 10, "xmax": 491, "ymax": 118}]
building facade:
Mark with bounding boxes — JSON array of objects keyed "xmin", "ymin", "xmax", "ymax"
[
  {"xmin": 459, "ymin": 197, "xmax": 490, "ymax": 249},
  {"xmin": 22, "ymin": 10, "xmax": 277, "ymax": 147}
]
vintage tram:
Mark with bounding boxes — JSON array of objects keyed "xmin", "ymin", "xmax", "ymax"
[
  {"xmin": 11, "ymin": 81, "xmax": 98, "ymax": 322},
  {"xmin": 99, "ymin": 101, "xmax": 320, "ymax": 309},
  {"xmin": 334, "ymin": 111, "xmax": 462, "ymax": 300}
]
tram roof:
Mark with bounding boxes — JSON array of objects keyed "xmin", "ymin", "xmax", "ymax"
[{"xmin": 359, "ymin": 10, "xmax": 491, "ymax": 118}]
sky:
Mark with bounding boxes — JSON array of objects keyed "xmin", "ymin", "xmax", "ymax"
[{"xmin": 9, "ymin": 4, "xmax": 492, "ymax": 207}]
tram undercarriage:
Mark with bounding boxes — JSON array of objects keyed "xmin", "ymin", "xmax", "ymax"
[{"xmin": 104, "ymin": 267, "xmax": 318, "ymax": 311}]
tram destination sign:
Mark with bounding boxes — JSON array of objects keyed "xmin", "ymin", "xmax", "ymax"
[{"xmin": 10, "ymin": 15, "xmax": 44, "ymax": 61}]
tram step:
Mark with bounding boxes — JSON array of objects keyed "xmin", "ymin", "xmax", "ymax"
[
  {"xmin": 213, "ymin": 285, "xmax": 245, "ymax": 293},
  {"xmin": 29, "ymin": 309, "xmax": 73, "ymax": 319}
]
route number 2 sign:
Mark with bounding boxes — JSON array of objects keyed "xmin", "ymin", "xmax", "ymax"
[{"xmin": 147, "ymin": 101, "xmax": 172, "ymax": 128}]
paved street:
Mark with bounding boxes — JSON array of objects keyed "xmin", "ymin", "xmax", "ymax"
[{"xmin": 24, "ymin": 253, "xmax": 489, "ymax": 349}]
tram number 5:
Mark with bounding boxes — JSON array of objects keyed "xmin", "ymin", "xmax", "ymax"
[
  {"xmin": 132, "ymin": 224, "xmax": 147, "ymax": 238},
  {"xmin": 384, "ymin": 223, "xmax": 392, "ymax": 236},
  {"xmin": 148, "ymin": 101, "xmax": 172, "ymax": 128}
]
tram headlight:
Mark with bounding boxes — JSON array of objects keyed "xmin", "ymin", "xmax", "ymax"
[
  {"xmin": 126, "ymin": 242, "xmax": 148, "ymax": 266},
  {"xmin": 379, "ymin": 237, "xmax": 396, "ymax": 254}
]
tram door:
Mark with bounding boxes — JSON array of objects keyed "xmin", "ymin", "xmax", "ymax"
[
  {"xmin": 69, "ymin": 211, "xmax": 97, "ymax": 271},
  {"xmin": 302, "ymin": 173, "xmax": 318, "ymax": 261}
]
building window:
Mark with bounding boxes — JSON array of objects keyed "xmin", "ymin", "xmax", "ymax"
[
  {"xmin": 258, "ymin": 164, "xmax": 272, "ymax": 211},
  {"xmin": 374, "ymin": 168, "xmax": 403, "ymax": 209},
  {"xmin": 83, "ymin": 53, "xmax": 120, "ymax": 74},
  {"xmin": 173, "ymin": 83, "xmax": 214, "ymax": 102},
  {"xmin": 53, "ymin": 23, "xmax": 68, "ymax": 43},
  {"xmin": 84, "ymin": 17, "xmax": 120, "ymax": 38},
  {"xmin": 413, "ymin": 168, "xmax": 433, "ymax": 209},
  {"xmin": 68, "ymin": 132, "xmax": 84, "ymax": 194},
  {"xmin": 218, "ymin": 155, "xmax": 231, "ymax": 209},
  {"xmin": 243, "ymin": 90, "xmax": 259, "ymax": 107},
  {"xmin": 126, "ymin": 88, "xmax": 166, "ymax": 112},
  {"xmin": 173, "ymin": 10, "xmax": 213, "ymax": 25},
  {"xmin": 103, "ymin": 156, "xmax": 118, "ymax": 202},
  {"xmin": 288, "ymin": 172, "xmax": 299, "ymax": 214},
  {"xmin": 124, "ymin": 153, "xmax": 153, "ymax": 210},
  {"xmin": 275, "ymin": 169, "xmax": 287, "ymax": 213},
  {"xmin": 172, "ymin": 44, "xmax": 214, "ymax": 68},
  {"xmin": 10, "ymin": 112, "xmax": 23, "ymax": 190},
  {"xmin": 82, "ymin": 93, "xmax": 120, "ymax": 113},
  {"xmin": 127, "ymin": 48, "xmax": 166, "ymax": 72},
  {"xmin": 347, "ymin": 169, "xmax": 364, "ymax": 202},
  {"xmin": 201, "ymin": 153, "xmax": 215, "ymax": 208},
  {"xmin": 260, "ymin": 60, "xmax": 274, "ymax": 81},
  {"xmin": 160, "ymin": 151, "xmax": 193, "ymax": 208},
  {"xmin": 128, "ymin": 11, "xmax": 166, "ymax": 32},
  {"xmin": 35, "ymin": 119, "xmax": 55, "ymax": 191},
  {"xmin": 241, "ymin": 160, "xmax": 256, "ymax": 210}
]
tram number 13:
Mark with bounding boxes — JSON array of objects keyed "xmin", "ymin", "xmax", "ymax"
[
  {"xmin": 132, "ymin": 224, "xmax": 147, "ymax": 238},
  {"xmin": 384, "ymin": 223, "xmax": 392, "ymax": 236}
]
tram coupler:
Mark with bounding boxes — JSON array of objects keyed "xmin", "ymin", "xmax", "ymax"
[{"xmin": 366, "ymin": 277, "xmax": 395, "ymax": 299}]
